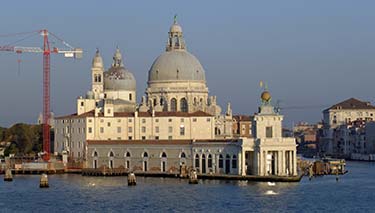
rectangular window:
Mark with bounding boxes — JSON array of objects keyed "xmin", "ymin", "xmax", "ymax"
[
  {"xmin": 128, "ymin": 118, "xmax": 132, "ymax": 122},
  {"xmin": 128, "ymin": 136, "xmax": 132, "ymax": 140},
  {"xmin": 168, "ymin": 118, "xmax": 172, "ymax": 122},
  {"xmin": 155, "ymin": 119, "xmax": 159, "ymax": 123},
  {"xmin": 107, "ymin": 109, "xmax": 111, "ymax": 114},
  {"xmin": 266, "ymin": 126, "xmax": 273, "ymax": 138},
  {"xmin": 168, "ymin": 136, "xmax": 173, "ymax": 140},
  {"xmin": 142, "ymin": 126, "xmax": 146, "ymax": 133},
  {"xmin": 117, "ymin": 127, "xmax": 121, "ymax": 133},
  {"xmin": 107, "ymin": 122, "xmax": 111, "ymax": 127},
  {"xmin": 117, "ymin": 119, "xmax": 121, "ymax": 123},
  {"xmin": 100, "ymin": 119, "xmax": 104, "ymax": 123},
  {"xmin": 142, "ymin": 119, "xmax": 146, "ymax": 123},
  {"xmin": 168, "ymin": 126, "xmax": 173, "ymax": 133},
  {"xmin": 142, "ymin": 136, "xmax": 146, "ymax": 140},
  {"xmin": 180, "ymin": 126, "xmax": 185, "ymax": 136},
  {"xmin": 129, "ymin": 93, "xmax": 132, "ymax": 101},
  {"xmin": 207, "ymin": 118, "xmax": 211, "ymax": 122},
  {"xmin": 155, "ymin": 136, "xmax": 159, "ymax": 140},
  {"xmin": 88, "ymin": 127, "xmax": 92, "ymax": 133},
  {"xmin": 88, "ymin": 119, "xmax": 92, "ymax": 123},
  {"xmin": 181, "ymin": 118, "xmax": 184, "ymax": 122},
  {"xmin": 128, "ymin": 127, "xmax": 133, "ymax": 133},
  {"xmin": 100, "ymin": 127, "xmax": 104, "ymax": 133},
  {"xmin": 117, "ymin": 137, "xmax": 121, "ymax": 140},
  {"xmin": 193, "ymin": 118, "xmax": 197, "ymax": 122},
  {"xmin": 155, "ymin": 126, "xmax": 159, "ymax": 133}
]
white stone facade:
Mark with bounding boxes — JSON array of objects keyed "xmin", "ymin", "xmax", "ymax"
[{"xmin": 54, "ymin": 18, "xmax": 297, "ymax": 177}]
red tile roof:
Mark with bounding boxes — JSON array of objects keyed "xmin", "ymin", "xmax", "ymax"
[{"xmin": 325, "ymin": 98, "xmax": 375, "ymax": 111}]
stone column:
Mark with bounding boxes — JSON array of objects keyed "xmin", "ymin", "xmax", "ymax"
[
  {"xmin": 263, "ymin": 150, "xmax": 267, "ymax": 176},
  {"xmin": 259, "ymin": 150, "xmax": 263, "ymax": 176},
  {"xmin": 281, "ymin": 150, "xmax": 285, "ymax": 176},
  {"xmin": 277, "ymin": 151, "xmax": 282, "ymax": 176},
  {"xmin": 288, "ymin": 150, "xmax": 293, "ymax": 175},
  {"xmin": 239, "ymin": 152, "xmax": 244, "ymax": 176},
  {"xmin": 293, "ymin": 151, "xmax": 297, "ymax": 176}
]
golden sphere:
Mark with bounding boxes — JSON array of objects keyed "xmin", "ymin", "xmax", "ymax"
[{"xmin": 261, "ymin": 91, "xmax": 271, "ymax": 102}]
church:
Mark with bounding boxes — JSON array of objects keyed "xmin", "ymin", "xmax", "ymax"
[{"xmin": 54, "ymin": 18, "xmax": 297, "ymax": 177}]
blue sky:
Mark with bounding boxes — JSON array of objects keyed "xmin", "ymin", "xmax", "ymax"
[{"xmin": 0, "ymin": 0, "xmax": 374, "ymax": 127}]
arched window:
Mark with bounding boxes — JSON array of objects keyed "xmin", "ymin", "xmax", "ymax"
[
  {"xmin": 93, "ymin": 151, "xmax": 98, "ymax": 157},
  {"xmin": 160, "ymin": 97, "xmax": 164, "ymax": 106},
  {"xmin": 232, "ymin": 155, "xmax": 237, "ymax": 169},
  {"xmin": 219, "ymin": 154, "xmax": 223, "ymax": 168},
  {"xmin": 125, "ymin": 152, "xmax": 131, "ymax": 169},
  {"xmin": 180, "ymin": 98, "xmax": 188, "ymax": 112},
  {"xmin": 98, "ymin": 75, "xmax": 101, "ymax": 82},
  {"xmin": 161, "ymin": 97, "xmax": 168, "ymax": 111},
  {"xmin": 161, "ymin": 152, "xmax": 167, "ymax": 172},
  {"xmin": 109, "ymin": 151, "xmax": 114, "ymax": 169},
  {"xmin": 215, "ymin": 127, "xmax": 221, "ymax": 135},
  {"xmin": 143, "ymin": 152, "xmax": 148, "ymax": 172},
  {"xmin": 94, "ymin": 74, "xmax": 98, "ymax": 82},
  {"xmin": 202, "ymin": 154, "xmax": 206, "ymax": 173},
  {"xmin": 170, "ymin": 98, "xmax": 177, "ymax": 112},
  {"xmin": 195, "ymin": 154, "xmax": 200, "ymax": 168},
  {"xmin": 180, "ymin": 152, "xmax": 186, "ymax": 158},
  {"xmin": 208, "ymin": 154, "xmax": 213, "ymax": 168}
]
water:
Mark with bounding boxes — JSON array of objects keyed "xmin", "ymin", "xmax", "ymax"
[{"xmin": 0, "ymin": 161, "xmax": 374, "ymax": 212}]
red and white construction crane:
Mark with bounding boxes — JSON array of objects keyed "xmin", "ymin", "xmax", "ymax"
[{"xmin": 0, "ymin": 29, "xmax": 82, "ymax": 161}]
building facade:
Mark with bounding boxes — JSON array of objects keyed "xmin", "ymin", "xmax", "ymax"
[
  {"xmin": 321, "ymin": 98, "xmax": 375, "ymax": 155},
  {"xmin": 54, "ymin": 18, "xmax": 297, "ymax": 177}
]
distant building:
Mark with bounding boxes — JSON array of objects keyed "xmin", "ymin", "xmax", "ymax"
[
  {"xmin": 54, "ymin": 18, "xmax": 298, "ymax": 177},
  {"xmin": 232, "ymin": 115, "xmax": 252, "ymax": 138},
  {"xmin": 37, "ymin": 112, "xmax": 55, "ymax": 129},
  {"xmin": 293, "ymin": 122, "xmax": 321, "ymax": 157},
  {"xmin": 321, "ymin": 98, "xmax": 375, "ymax": 158}
]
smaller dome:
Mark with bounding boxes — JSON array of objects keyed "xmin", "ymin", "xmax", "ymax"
[
  {"xmin": 104, "ymin": 67, "xmax": 136, "ymax": 91},
  {"xmin": 261, "ymin": 91, "xmax": 271, "ymax": 102}
]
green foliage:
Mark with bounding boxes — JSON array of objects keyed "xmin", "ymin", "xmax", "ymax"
[{"xmin": 3, "ymin": 123, "xmax": 43, "ymax": 156}]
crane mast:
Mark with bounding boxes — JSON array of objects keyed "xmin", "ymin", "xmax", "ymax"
[
  {"xmin": 42, "ymin": 29, "xmax": 51, "ymax": 161},
  {"xmin": 0, "ymin": 29, "xmax": 82, "ymax": 161}
]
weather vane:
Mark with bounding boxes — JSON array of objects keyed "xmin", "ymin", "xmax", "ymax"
[{"xmin": 174, "ymin": 14, "xmax": 178, "ymax": 23}]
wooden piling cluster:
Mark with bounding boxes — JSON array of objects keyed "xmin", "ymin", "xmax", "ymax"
[
  {"xmin": 128, "ymin": 172, "xmax": 136, "ymax": 186},
  {"xmin": 40, "ymin": 173, "xmax": 49, "ymax": 188},
  {"xmin": 4, "ymin": 168, "xmax": 13, "ymax": 181}
]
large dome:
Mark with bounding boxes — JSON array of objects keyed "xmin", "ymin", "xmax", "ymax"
[
  {"xmin": 148, "ymin": 51, "xmax": 206, "ymax": 82},
  {"xmin": 104, "ymin": 66, "xmax": 136, "ymax": 91}
]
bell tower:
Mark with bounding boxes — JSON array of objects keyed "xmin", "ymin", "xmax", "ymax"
[{"xmin": 91, "ymin": 49, "xmax": 104, "ymax": 99}]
